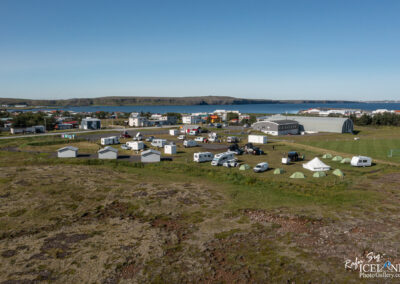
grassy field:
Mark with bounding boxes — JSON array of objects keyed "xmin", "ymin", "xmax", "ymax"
[{"xmin": 0, "ymin": 127, "xmax": 400, "ymax": 282}]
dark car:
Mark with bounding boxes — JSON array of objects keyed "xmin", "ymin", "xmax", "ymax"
[
  {"xmin": 288, "ymin": 151, "xmax": 300, "ymax": 162},
  {"xmin": 228, "ymin": 143, "xmax": 244, "ymax": 155}
]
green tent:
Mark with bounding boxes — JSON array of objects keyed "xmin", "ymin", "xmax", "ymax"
[
  {"xmin": 239, "ymin": 164, "xmax": 251, "ymax": 171},
  {"xmin": 332, "ymin": 169, "xmax": 344, "ymax": 177},
  {"xmin": 322, "ymin": 153, "xmax": 332, "ymax": 159},
  {"xmin": 313, "ymin": 171, "xmax": 326, "ymax": 178},
  {"xmin": 332, "ymin": 155, "xmax": 343, "ymax": 161},
  {"xmin": 340, "ymin": 158, "xmax": 351, "ymax": 164},
  {"xmin": 273, "ymin": 168, "xmax": 285, "ymax": 174},
  {"xmin": 290, "ymin": 172, "xmax": 305, "ymax": 179}
]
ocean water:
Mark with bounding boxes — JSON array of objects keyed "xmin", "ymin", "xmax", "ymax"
[{"xmin": 24, "ymin": 102, "xmax": 400, "ymax": 114}]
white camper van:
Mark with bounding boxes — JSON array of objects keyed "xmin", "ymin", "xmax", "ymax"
[
  {"xmin": 151, "ymin": 139, "xmax": 167, "ymax": 148},
  {"xmin": 183, "ymin": 140, "xmax": 198, "ymax": 148},
  {"xmin": 193, "ymin": 152, "xmax": 214, "ymax": 163},
  {"xmin": 101, "ymin": 136, "xmax": 119, "ymax": 145},
  {"xmin": 211, "ymin": 151, "xmax": 235, "ymax": 166},
  {"xmin": 126, "ymin": 141, "xmax": 144, "ymax": 151},
  {"xmin": 351, "ymin": 156, "xmax": 372, "ymax": 167},
  {"xmin": 169, "ymin": 129, "xmax": 179, "ymax": 136}
]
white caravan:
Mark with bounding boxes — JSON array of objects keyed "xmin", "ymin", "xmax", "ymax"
[
  {"xmin": 126, "ymin": 141, "xmax": 144, "ymax": 151},
  {"xmin": 183, "ymin": 140, "xmax": 198, "ymax": 148},
  {"xmin": 151, "ymin": 139, "xmax": 167, "ymax": 148},
  {"xmin": 101, "ymin": 136, "xmax": 119, "ymax": 145},
  {"xmin": 169, "ymin": 129, "xmax": 179, "ymax": 136},
  {"xmin": 193, "ymin": 152, "xmax": 214, "ymax": 163},
  {"xmin": 351, "ymin": 156, "xmax": 372, "ymax": 167},
  {"xmin": 211, "ymin": 151, "xmax": 235, "ymax": 166}
]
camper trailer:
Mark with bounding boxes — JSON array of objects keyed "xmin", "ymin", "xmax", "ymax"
[
  {"xmin": 126, "ymin": 141, "xmax": 144, "ymax": 151},
  {"xmin": 248, "ymin": 135, "xmax": 267, "ymax": 144},
  {"xmin": 151, "ymin": 139, "xmax": 167, "ymax": 148},
  {"xmin": 101, "ymin": 136, "xmax": 119, "ymax": 145},
  {"xmin": 193, "ymin": 152, "xmax": 214, "ymax": 163},
  {"xmin": 183, "ymin": 140, "xmax": 198, "ymax": 148},
  {"xmin": 169, "ymin": 129, "xmax": 179, "ymax": 136},
  {"xmin": 351, "ymin": 156, "xmax": 372, "ymax": 167},
  {"xmin": 208, "ymin": 132, "xmax": 219, "ymax": 143},
  {"xmin": 211, "ymin": 152, "xmax": 235, "ymax": 166}
]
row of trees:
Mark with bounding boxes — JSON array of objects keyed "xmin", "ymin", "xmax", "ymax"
[
  {"xmin": 12, "ymin": 112, "xmax": 56, "ymax": 130},
  {"xmin": 350, "ymin": 113, "xmax": 400, "ymax": 126}
]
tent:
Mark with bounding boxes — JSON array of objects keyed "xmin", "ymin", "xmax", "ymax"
[
  {"xmin": 332, "ymin": 169, "xmax": 344, "ymax": 177},
  {"xmin": 273, "ymin": 168, "xmax": 285, "ymax": 174},
  {"xmin": 313, "ymin": 171, "xmax": 326, "ymax": 178},
  {"xmin": 290, "ymin": 172, "xmax": 305, "ymax": 179},
  {"xmin": 340, "ymin": 158, "xmax": 351, "ymax": 164},
  {"xmin": 332, "ymin": 156, "xmax": 343, "ymax": 162},
  {"xmin": 322, "ymin": 153, "xmax": 333, "ymax": 159},
  {"xmin": 239, "ymin": 164, "xmax": 251, "ymax": 171},
  {"xmin": 302, "ymin": 157, "xmax": 331, "ymax": 172}
]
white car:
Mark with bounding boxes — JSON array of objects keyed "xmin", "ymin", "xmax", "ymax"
[
  {"xmin": 253, "ymin": 162, "xmax": 269, "ymax": 173},
  {"xmin": 195, "ymin": 137, "xmax": 206, "ymax": 143},
  {"xmin": 223, "ymin": 159, "xmax": 239, "ymax": 168},
  {"xmin": 177, "ymin": 135, "xmax": 186, "ymax": 140}
]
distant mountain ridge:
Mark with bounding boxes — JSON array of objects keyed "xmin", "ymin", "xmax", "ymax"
[{"xmin": 0, "ymin": 96, "xmax": 357, "ymax": 107}]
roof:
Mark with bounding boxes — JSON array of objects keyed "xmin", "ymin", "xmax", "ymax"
[
  {"xmin": 58, "ymin": 146, "xmax": 78, "ymax": 152},
  {"xmin": 265, "ymin": 119, "xmax": 298, "ymax": 125},
  {"xmin": 98, "ymin": 146, "xmax": 118, "ymax": 154},
  {"xmin": 141, "ymin": 149, "xmax": 161, "ymax": 156}
]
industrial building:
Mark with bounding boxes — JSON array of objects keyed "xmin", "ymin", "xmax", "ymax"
[
  {"xmin": 255, "ymin": 115, "xmax": 354, "ymax": 133},
  {"xmin": 252, "ymin": 120, "xmax": 299, "ymax": 136},
  {"xmin": 81, "ymin": 117, "xmax": 101, "ymax": 130}
]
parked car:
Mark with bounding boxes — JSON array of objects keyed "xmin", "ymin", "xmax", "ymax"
[
  {"xmin": 288, "ymin": 151, "xmax": 300, "ymax": 162},
  {"xmin": 120, "ymin": 131, "xmax": 131, "ymax": 138},
  {"xmin": 177, "ymin": 135, "xmax": 186, "ymax": 140},
  {"xmin": 227, "ymin": 136, "xmax": 239, "ymax": 143},
  {"xmin": 228, "ymin": 143, "xmax": 243, "ymax": 155},
  {"xmin": 188, "ymin": 130, "xmax": 198, "ymax": 136},
  {"xmin": 223, "ymin": 159, "xmax": 239, "ymax": 168},
  {"xmin": 195, "ymin": 137, "xmax": 207, "ymax": 143},
  {"xmin": 215, "ymin": 123, "xmax": 222, "ymax": 128},
  {"xmin": 253, "ymin": 162, "xmax": 269, "ymax": 173},
  {"xmin": 121, "ymin": 144, "xmax": 130, "ymax": 150},
  {"xmin": 146, "ymin": 136, "xmax": 154, "ymax": 142}
]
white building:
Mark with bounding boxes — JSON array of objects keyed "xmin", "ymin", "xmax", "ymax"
[
  {"xmin": 57, "ymin": 146, "xmax": 78, "ymax": 158},
  {"xmin": 164, "ymin": 144, "xmax": 177, "ymax": 155},
  {"xmin": 141, "ymin": 149, "xmax": 161, "ymax": 163},
  {"xmin": 213, "ymin": 110, "xmax": 241, "ymax": 121},
  {"xmin": 182, "ymin": 115, "xmax": 202, "ymax": 124},
  {"xmin": 127, "ymin": 141, "xmax": 144, "ymax": 151},
  {"xmin": 98, "ymin": 146, "xmax": 118, "ymax": 159}
]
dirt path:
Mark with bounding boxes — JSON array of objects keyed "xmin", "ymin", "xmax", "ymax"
[{"xmin": 281, "ymin": 140, "xmax": 400, "ymax": 167}]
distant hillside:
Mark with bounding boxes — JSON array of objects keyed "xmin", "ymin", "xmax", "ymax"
[{"xmin": 0, "ymin": 96, "xmax": 357, "ymax": 107}]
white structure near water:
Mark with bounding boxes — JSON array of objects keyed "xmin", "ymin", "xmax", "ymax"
[{"xmin": 57, "ymin": 146, "xmax": 78, "ymax": 158}]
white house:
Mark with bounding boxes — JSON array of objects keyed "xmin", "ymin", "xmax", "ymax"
[
  {"xmin": 141, "ymin": 149, "xmax": 161, "ymax": 163},
  {"xmin": 98, "ymin": 146, "xmax": 118, "ymax": 159},
  {"xmin": 164, "ymin": 144, "xmax": 177, "ymax": 155},
  {"xmin": 57, "ymin": 146, "xmax": 78, "ymax": 158}
]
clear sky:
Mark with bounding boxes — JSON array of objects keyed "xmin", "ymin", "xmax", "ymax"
[{"xmin": 0, "ymin": 0, "xmax": 399, "ymax": 100}]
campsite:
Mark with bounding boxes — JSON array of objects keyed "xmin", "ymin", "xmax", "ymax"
[{"xmin": 0, "ymin": 125, "xmax": 399, "ymax": 283}]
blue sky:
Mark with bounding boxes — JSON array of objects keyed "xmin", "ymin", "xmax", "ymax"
[{"xmin": 0, "ymin": 0, "xmax": 399, "ymax": 100}]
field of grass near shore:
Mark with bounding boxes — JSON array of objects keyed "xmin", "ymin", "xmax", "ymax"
[{"xmin": 1, "ymin": 126, "xmax": 400, "ymax": 283}]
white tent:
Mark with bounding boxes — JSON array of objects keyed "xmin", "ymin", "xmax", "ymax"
[{"xmin": 302, "ymin": 157, "xmax": 330, "ymax": 172}]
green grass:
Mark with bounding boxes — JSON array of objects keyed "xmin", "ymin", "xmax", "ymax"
[{"xmin": 299, "ymin": 138, "xmax": 400, "ymax": 162}]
